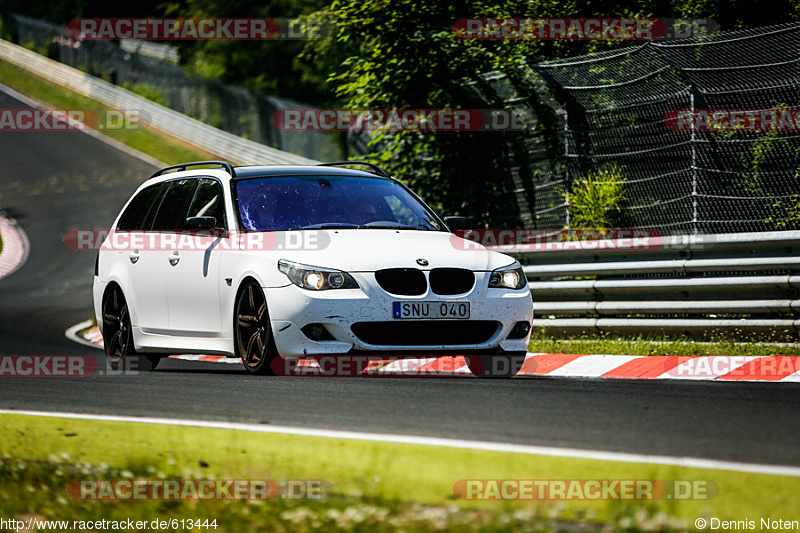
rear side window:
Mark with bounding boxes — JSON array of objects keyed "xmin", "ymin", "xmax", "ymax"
[
  {"xmin": 117, "ymin": 183, "xmax": 163, "ymax": 231},
  {"xmin": 151, "ymin": 179, "xmax": 199, "ymax": 231},
  {"xmin": 187, "ymin": 178, "xmax": 226, "ymax": 229}
]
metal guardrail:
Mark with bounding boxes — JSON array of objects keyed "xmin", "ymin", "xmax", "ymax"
[
  {"xmin": 119, "ymin": 40, "xmax": 180, "ymax": 64},
  {"xmin": 0, "ymin": 39, "xmax": 318, "ymax": 166},
  {"xmin": 505, "ymin": 230, "xmax": 800, "ymax": 336}
]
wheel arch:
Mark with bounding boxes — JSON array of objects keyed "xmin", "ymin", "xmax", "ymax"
[
  {"xmin": 233, "ymin": 276, "xmax": 279, "ymax": 374},
  {"xmin": 99, "ymin": 281, "xmax": 139, "ymax": 359},
  {"xmin": 100, "ymin": 273, "xmax": 141, "ymax": 332},
  {"xmin": 231, "ymin": 274, "xmax": 269, "ymax": 355}
]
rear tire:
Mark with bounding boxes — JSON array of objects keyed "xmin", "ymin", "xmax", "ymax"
[
  {"xmin": 102, "ymin": 285, "xmax": 133, "ymax": 371},
  {"xmin": 102, "ymin": 286, "xmax": 161, "ymax": 372},
  {"xmin": 235, "ymin": 280, "xmax": 278, "ymax": 375},
  {"xmin": 465, "ymin": 352, "xmax": 526, "ymax": 378}
]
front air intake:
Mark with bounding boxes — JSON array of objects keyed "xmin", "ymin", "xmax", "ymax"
[
  {"xmin": 429, "ymin": 268, "xmax": 475, "ymax": 295},
  {"xmin": 351, "ymin": 321, "xmax": 500, "ymax": 346},
  {"xmin": 375, "ymin": 268, "xmax": 427, "ymax": 296}
]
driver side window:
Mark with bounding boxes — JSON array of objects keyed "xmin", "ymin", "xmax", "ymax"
[{"xmin": 187, "ymin": 178, "xmax": 226, "ymax": 229}]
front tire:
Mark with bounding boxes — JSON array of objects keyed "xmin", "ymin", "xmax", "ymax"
[{"xmin": 235, "ymin": 280, "xmax": 278, "ymax": 375}]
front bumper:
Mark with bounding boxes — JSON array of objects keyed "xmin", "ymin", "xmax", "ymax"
[{"xmin": 265, "ymin": 270, "xmax": 533, "ymax": 356}]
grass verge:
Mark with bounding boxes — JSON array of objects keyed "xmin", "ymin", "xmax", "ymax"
[
  {"xmin": 1, "ymin": 414, "xmax": 798, "ymax": 531},
  {"xmin": 529, "ymin": 330, "xmax": 800, "ymax": 357},
  {"xmin": 0, "ymin": 59, "xmax": 213, "ymax": 165}
]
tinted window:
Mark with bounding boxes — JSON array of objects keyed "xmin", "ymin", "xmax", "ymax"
[
  {"xmin": 117, "ymin": 183, "xmax": 163, "ymax": 231},
  {"xmin": 187, "ymin": 178, "xmax": 226, "ymax": 229},
  {"xmin": 151, "ymin": 179, "xmax": 198, "ymax": 231},
  {"xmin": 142, "ymin": 185, "xmax": 168, "ymax": 231},
  {"xmin": 235, "ymin": 176, "xmax": 443, "ymax": 231}
]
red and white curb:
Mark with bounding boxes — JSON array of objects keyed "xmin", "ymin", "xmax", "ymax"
[
  {"xmin": 71, "ymin": 323, "xmax": 800, "ymax": 382},
  {"xmin": 0, "ymin": 213, "xmax": 28, "ymax": 279}
]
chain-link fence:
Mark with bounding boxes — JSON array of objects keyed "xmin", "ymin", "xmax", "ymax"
[
  {"xmin": 11, "ymin": 14, "xmax": 342, "ymax": 162},
  {"xmin": 463, "ymin": 24, "xmax": 800, "ymax": 235},
  {"xmin": 461, "ymin": 68, "xmax": 570, "ymax": 230}
]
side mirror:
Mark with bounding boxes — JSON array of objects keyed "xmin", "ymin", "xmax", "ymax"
[
  {"xmin": 185, "ymin": 216, "xmax": 217, "ymax": 230},
  {"xmin": 443, "ymin": 216, "xmax": 469, "ymax": 231}
]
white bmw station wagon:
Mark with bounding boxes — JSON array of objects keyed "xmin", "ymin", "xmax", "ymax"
[{"xmin": 93, "ymin": 161, "xmax": 533, "ymax": 377}]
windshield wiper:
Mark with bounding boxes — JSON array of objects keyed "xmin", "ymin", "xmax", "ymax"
[
  {"xmin": 285, "ymin": 222, "xmax": 429, "ymax": 230},
  {"xmin": 356, "ymin": 222, "xmax": 427, "ymax": 230},
  {"xmin": 293, "ymin": 223, "xmax": 360, "ymax": 229}
]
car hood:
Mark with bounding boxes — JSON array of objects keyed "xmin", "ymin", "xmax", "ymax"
[{"xmin": 274, "ymin": 229, "xmax": 515, "ymax": 272}]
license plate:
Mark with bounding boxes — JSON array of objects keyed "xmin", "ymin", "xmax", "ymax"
[{"xmin": 392, "ymin": 301, "xmax": 470, "ymax": 319}]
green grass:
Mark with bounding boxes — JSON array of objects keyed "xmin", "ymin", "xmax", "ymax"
[
  {"xmin": 120, "ymin": 81, "xmax": 168, "ymax": 107},
  {"xmin": 529, "ymin": 330, "xmax": 800, "ymax": 357},
  {"xmin": 1, "ymin": 414, "xmax": 798, "ymax": 532},
  {"xmin": 0, "ymin": 59, "xmax": 213, "ymax": 165}
]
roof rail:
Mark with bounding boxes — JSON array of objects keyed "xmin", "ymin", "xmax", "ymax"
[
  {"xmin": 317, "ymin": 161, "xmax": 390, "ymax": 177},
  {"xmin": 150, "ymin": 161, "xmax": 236, "ymax": 179}
]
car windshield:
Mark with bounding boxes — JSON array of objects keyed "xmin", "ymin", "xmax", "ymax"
[{"xmin": 235, "ymin": 175, "xmax": 445, "ymax": 231}]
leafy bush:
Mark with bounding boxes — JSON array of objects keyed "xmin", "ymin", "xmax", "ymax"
[
  {"xmin": 120, "ymin": 82, "xmax": 168, "ymax": 107},
  {"xmin": 563, "ymin": 164, "xmax": 626, "ymax": 230}
]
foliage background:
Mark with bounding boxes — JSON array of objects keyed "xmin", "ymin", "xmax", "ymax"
[{"xmin": 1, "ymin": 0, "xmax": 799, "ymax": 226}]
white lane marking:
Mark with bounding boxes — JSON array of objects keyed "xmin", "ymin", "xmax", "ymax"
[
  {"xmin": 0, "ymin": 213, "xmax": 30, "ymax": 279},
  {"xmin": 171, "ymin": 354, "xmax": 241, "ymax": 364},
  {"xmin": 379, "ymin": 357, "xmax": 437, "ymax": 373},
  {"xmin": 1, "ymin": 409, "xmax": 799, "ymax": 477},
  {"xmin": 64, "ymin": 320, "xmax": 103, "ymax": 350},
  {"xmin": 547, "ymin": 354, "xmax": 641, "ymax": 378},
  {"xmin": 781, "ymin": 369, "xmax": 800, "ymax": 382}
]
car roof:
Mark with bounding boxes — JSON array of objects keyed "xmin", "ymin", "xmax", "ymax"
[
  {"xmin": 138, "ymin": 163, "xmax": 395, "ymax": 192},
  {"xmin": 231, "ymin": 165, "xmax": 390, "ymax": 180}
]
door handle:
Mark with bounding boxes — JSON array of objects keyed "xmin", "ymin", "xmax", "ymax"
[
  {"xmin": 169, "ymin": 251, "xmax": 180, "ymax": 266},
  {"xmin": 129, "ymin": 250, "xmax": 140, "ymax": 264}
]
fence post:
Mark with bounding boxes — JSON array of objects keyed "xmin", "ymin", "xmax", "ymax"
[
  {"xmin": 690, "ymin": 90, "xmax": 698, "ymax": 235},
  {"xmin": 690, "ymin": 84, "xmax": 708, "ymax": 235},
  {"xmin": 563, "ymin": 107, "xmax": 571, "ymax": 228}
]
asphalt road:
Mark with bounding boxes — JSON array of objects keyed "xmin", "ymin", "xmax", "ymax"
[{"xmin": 0, "ymin": 87, "xmax": 798, "ymax": 467}]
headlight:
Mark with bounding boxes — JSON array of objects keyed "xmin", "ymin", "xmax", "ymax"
[
  {"xmin": 278, "ymin": 260, "xmax": 359, "ymax": 290},
  {"xmin": 488, "ymin": 261, "xmax": 527, "ymax": 290}
]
